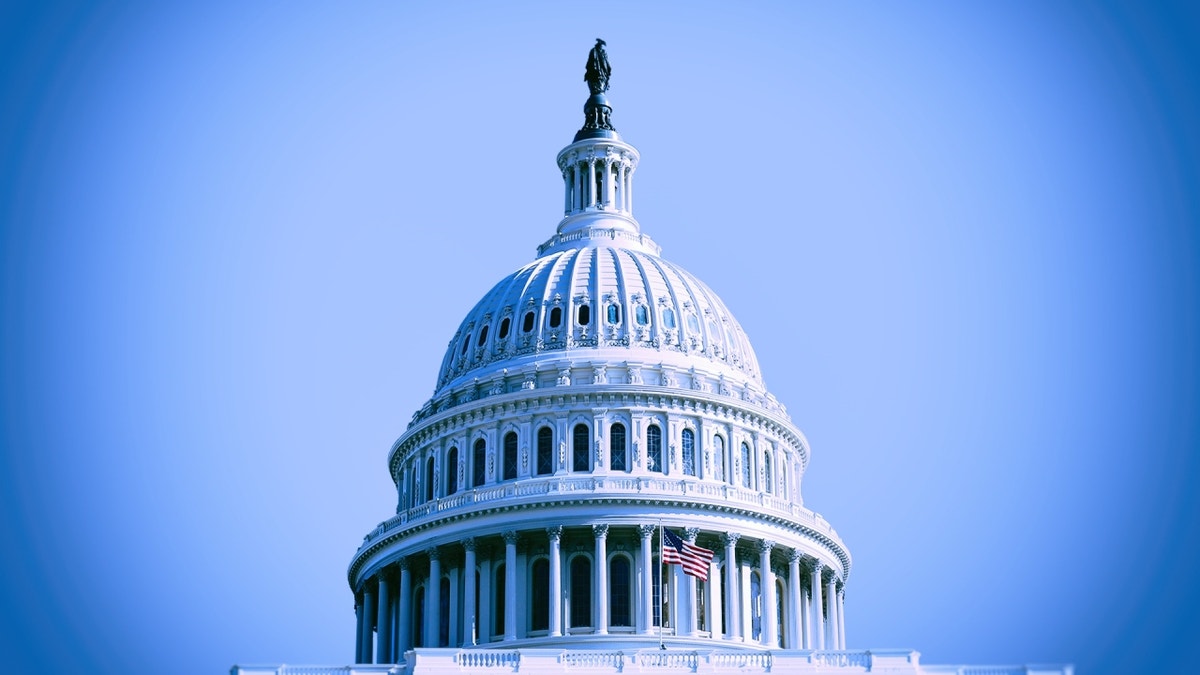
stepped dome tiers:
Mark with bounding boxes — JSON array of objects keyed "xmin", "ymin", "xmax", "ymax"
[{"xmin": 345, "ymin": 42, "xmax": 854, "ymax": 667}]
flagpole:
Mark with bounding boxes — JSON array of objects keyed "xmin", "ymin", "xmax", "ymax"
[{"xmin": 658, "ymin": 520, "xmax": 665, "ymax": 650}]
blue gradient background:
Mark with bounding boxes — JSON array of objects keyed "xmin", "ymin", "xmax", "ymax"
[{"xmin": 2, "ymin": 3, "xmax": 1197, "ymax": 674}]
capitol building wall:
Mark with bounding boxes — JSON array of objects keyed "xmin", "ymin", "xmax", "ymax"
[{"xmin": 233, "ymin": 43, "xmax": 1072, "ymax": 675}]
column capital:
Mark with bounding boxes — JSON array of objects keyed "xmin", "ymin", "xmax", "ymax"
[
  {"xmin": 758, "ymin": 539, "xmax": 776, "ymax": 554},
  {"xmin": 462, "ymin": 537, "xmax": 477, "ymax": 553},
  {"xmin": 546, "ymin": 525, "xmax": 563, "ymax": 542},
  {"xmin": 376, "ymin": 566, "xmax": 395, "ymax": 584},
  {"xmin": 502, "ymin": 530, "xmax": 520, "ymax": 545},
  {"xmin": 721, "ymin": 532, "xmax": 741, "ymax": 548},
  {"xmin": 593, "ymin": 523, "xmax": 609, "ymax": 539},
  {"xmin": 426, "ymin": 546, "xmax": 441, "ymax": 561},
  {"xmin": 787, "ymin": 549, "xmax": 802, "ymax": 564},
  {"xmin": 398, "ymin": 556, "xmax": 411, "ymax": 571},
  {"xmin": 809, "ymin": 558, "xmax": 824, "ymax": 575},
  {"xmin": 683, "ymin": 527, "xmax": 699, "ymax": 543},
  {"xmin": 637, "ymin": 524, "xmax": 655, "ymax": 539}
]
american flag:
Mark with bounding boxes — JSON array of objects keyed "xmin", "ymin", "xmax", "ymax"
[{"xmin": 662, "ymin": 527, "xmax": 715, "ymax": 580}]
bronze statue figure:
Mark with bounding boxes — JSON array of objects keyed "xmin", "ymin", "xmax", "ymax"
[{"xmin": 585, "ymin": 38, "xmax": 611, "ymax": 94}]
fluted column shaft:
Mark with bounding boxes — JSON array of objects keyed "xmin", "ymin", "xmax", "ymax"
[
  {"xmin": 548, "ymin": 527, "xmax": 563, "ymax": 637},
  {"xmin": 810, "ymin": 561, "xmax": 825, "ymax": 650},
  {"xmin": 825, "ymin": 575, "xmax": 837, "ymax": 649},
  {"xmin": 503, "ymin": 531, "xmax": 518, "ymax": 641},
  {"xmin": 354, "ymin": 595, "xmax": 364, "ymax": 663},
  {"xmin": 376, "ymin": 571, "xmax": 392, "ymax": 662},
  {"xmin": 396, "ymin": 560, "xmax": 412, "ymax": 656},
  {"xmin": 759, "ymin": 541, "xmax": 777, "ymax": 647},
  {"xmin": 838, "ymin": 585, "xmax": 847, "ymax": 649},
  {"xmin": 788, "ymin": 551, "xmax": 803, "ymax": 649},
  {"xmin": 462, "ymin": 539, "xmax": 477, "ymax": 646},
  {"xmin": 586, "ymin": 159, "xmax": 596, "ymax": 207},
  {"xmin": 426, "ymin": 550, "xmax": 441, "ymax": 648},
  {"xmin": 594, "ymin": 524, "xmax": 609, "ymax": 634},
  {"xmin": 361, "ymin": 583, "xmax": 376, "ymax": 663},
  {"xmin": 638, "ymin": 524, "xmax": 654, "ymax": 634},
  {"xmin": 722, "ymin": 533, "xmax": 741, "ymax": 640}
]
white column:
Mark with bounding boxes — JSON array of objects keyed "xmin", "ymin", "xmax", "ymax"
[
  {"xmin": 601, "ymin": 158, "xmax": 612, "ymax": 207},
  {"xmin": 616, "ymin": 162, "xmax": 626, "ymax": 212},
  {"xmin": 684, "ymin": 528, "xmax": 700, "ymax": 636},
  {"xmin": 825, "ymin": 574, "xmax": 837, "ymax": 649},
  {"xmin": 573, "ymin": 162, "xmax": 582, "ymax": 212},
  {"xmin": 638, "ymin": 524, "xmax": 655, "ymax": 634},
  {"xmin": 759, "ymin": 540, "xmax": 776, "ymax": 647},
  {"xmin": 426, "ymin": 548, "xmax": 441, "ymax": 648},
  {"xmin": 376, "ymin": 570, "xmax": 392, "ymax": 663},
  {"xmin": 626, "ymin": 166, "xmax": 634, "ymax": 213},
  {"xmin": 788, "ymin": 550, "xmax": 803, "ymax": 649},
  {"xmin": 548, "ymin": 527, "xmax": 563, "ymax": 637},
  {"xmin": 448, "ymin": 567, "xmax": 460, "ymax": 647},
  {"xmin": 837, "ymin": 584, "xmax": 847, "ymax": 649},
  {"xmin": 354, "ymin": 594, "xmax": 364, "ymax": 663},
  {"xmin": 361, "ymin": 582, "xmax": 376, "ymax": 663},
  {"xmin": 810, "ymin": 560, "xmax": 824, "ymax": 650},
  {"xmin": 707, "ymin": 555, "xmax": 722, "ymax": 639},
  {"xmin": 503, "ymin": 531, "xmax": 518, "ymax": 640},
  {"xmin": 462, "ymin": 539, "xmax": 477, "ymax": 645},
  {"xmin": 397, "ymin": 559, "xmax": 412, "ymax": 657},
  {"xmin": 722, "ymin": 533, "xmax": 741, "ymax": 640},
  {"xmin": 594, "ymin": 524, "xmax": 609, "ymax": 634}
]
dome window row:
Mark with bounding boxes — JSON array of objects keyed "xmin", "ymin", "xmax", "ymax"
[{"xmin": 394, "ymin": 418, "xmax": 794, "ymax": 512}]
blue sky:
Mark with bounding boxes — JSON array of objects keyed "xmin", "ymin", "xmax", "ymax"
[{"xmin": 1, "ymin": 2, "xmax": 1197, "ymax": 674}]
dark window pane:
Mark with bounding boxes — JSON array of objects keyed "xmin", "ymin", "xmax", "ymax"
[
  {"xmin": 523, "ymin": 311, "xmax": 535, "ymax": 332},
  {"xmin": 498, "ymin": 317, "xmax": 510, "ymax": 339},
  {"xmin": 578, "ymin": 305, "xmax": 590, "ymax": 325},
  {"xmin": 682, "ymin": 428, "xmax": 696, "ymax": 476},
  {"xmin": 478, "ymin": 325, "xmax": 489, "ymax": 346},
  {"xmin": 446, "ymin": 447, "xmax": 458, "ymax": 495},
  {"xmin": 537, "ymin": 427, "xmax": 554, "ymax": 476},
  {"xmin": 610, "ymin": 557, "xmax": 631, "ymax": 627},
  {"xmin": 610, "ymin": 423, "xmax": 626, "ymax": 472},
  {"xmin": 473, "ymin": 439, "xmax": 487, "ymax": 487},
  {"xmin": 503, "ymin": 432, "xmax": 518, "ymax": 480},
  {"xmin": 573, "ymin": 423, "xmax": 589, "ymax": 472},
  {"xmin": 550, "ymin": 307, "xmax": 562, "ymax": 328},
  {"xmin": 647, "ymin": 425, "xmax": 662, "ymax": 473},
  {"xmin": 531, "ymin": 559, "xmax": 549, "ymax": 631},
  {"xmin": 570, "ymin": 557, "xmax": 591, "ymax": 628}
]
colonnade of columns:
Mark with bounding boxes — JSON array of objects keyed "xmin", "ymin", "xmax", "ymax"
[
  {"xmin": 352, "ymin": 525, "xmax": 847, "ymax": 664},
  {"xmin": 561, "ymin": 151, "xmax": 635, "ymax": 216}
]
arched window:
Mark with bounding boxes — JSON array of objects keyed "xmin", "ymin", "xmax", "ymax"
[
  {"xmin": 503, "ymin": 431, "xmax": 518, "ymax": 481},
  {"xmin": 549, "ymin": 307, "xmax": 562, "ymax": 328},
  {"xmin": 522, "ymin": 311, "xmax": 535, "ymax": 333},
  {"xmin": 531, "ymin": 558, "xmax": 550, "ymax": 632},
  {"xmin": 686, "ymin": 312, "xmax": 700, "ymax": 333},
  {"xmin": 662, "ymin": 307, "xmax": 676, "ymax": 329},
  {"xmin": 425, "ymin": 456, "xmax": 435, "ymax": 501},
  {"xmin": 652, "ymin": 555, "xmax": 663, "ymax": 627},
  {"xmin": 569, "ymin": 556, "xmax": 591, "ymax": 629},
  {"xmin": 536, "ymin": 426, "xmax": 554, "ymax": 476},
  {"xmin": 610, "ymin": 556, "xmax": 632, "ymax": 627},
  {"xmin": 477, "ymin": 325, "xmax": 489, "ymax": 346},
  {"xmin": 635, "ymin": 304, "xmax": 649, "ymax": 325},
  {"xmin": 609, "ymin": 422, "xmax": 627, "ymax": 472},
  {"xmin": 606, "ymin": 303, "xmax": 620, "ymax": 324},
  {"xmin": 439, "ymin": 577, "xmax": 450, "ymax": 646},
  {"xmin": 473, "ymin": 438, "xmax": 487, "ymax": 487},
  {"xmin": 713, "ymin": 435, "xmax": 725, "ymax": 482},
  {"xmin": 461, "ymin": 334, "xmax": 471, "ymax": 355},
  {"xmin": 647, "ymin": 424, "xmax": 662, "ymax": 473},
  {"xmin": 696, "ymin": 576, "xmax": 708, "ymax": 632},
  {"xmin": 578, "ymin": 304, "xmax": 590, "ymax": 326},
  {"xmin": 412, "ymin": 586, "xmax": 426, "ymax": 648},
  {"xmin": 741, "ymin": 442, "xmax": 752, "ymax": 488},
  {"xmin": 763, "ymin": 452, "xmax": 773, "ymax": 494},
  {"xmin": 494, "ymin": 563, "xmax": 506, "ymax": 637},
  {"xmin": 775, "ymin": 578, "xmax": 787, "ymax": 647},
  {"xmin": 446, "ymin": 447, "xmax": 458, "ymax": 495},
  {"xmin": 572, "ymin": 423, "xmax": 589, "ymax": 472},
  {"xmin": 682, "ymin": 428, "xmax": 696, "ymax": 476},
  {"xmin": 498, "ymin": 316, "xmax": 510, "ymax": 340},
  {"xmin": 750, "ymin": 571, "xmax": 762, "ymax": 640},
  {"xmin": 398, "ymin": 468, "xmax": 407, "ymax": 511}
]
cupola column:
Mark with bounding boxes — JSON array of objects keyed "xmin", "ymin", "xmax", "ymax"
[
  {"xmin": 810, "ymin": 560, "xmax": 825, "ymax": 650},
  {"xmin": 360, "ymin": 581, "xmax": 376, "ymax": 663},
  {"xmin": 396, "ymin": 558, "xmax": 412, "ymax": 656},
  {"xmin": 573, "ymin": 161, "xmax": 582, "ymax": 212},
  {"xmin": 837, "ymin": 583, "xmax": 847, "ymax": 649},
  {"xmin": 722, "ymin": 532, "xmax": 741, "ymax": 640},
  {"xmin": 586, "ymin": 159, "xmax": 597, "ymax": 208},
  {"xmin": 759, "ymin": 540, "xmax": 777, "ymax": 647},
  {"xmin": 548, "ymin": 527, "xmax": 564, "ymax": 637},
  {"xmin": 462, "ymin": 539, "xmax": 477, "ymax": 646},
  {"xmin": 638, "ymin": 524, "xmax": 655, "ymax": 635},
  {"xmin": 503, "ymin": 531, "xmax": 519, "ymax": 641},
  {"xmin": 594, "ymin": 524, "xmax": 610, "ymax": 635},
  {"xmin": 788, "ymin": 550, "xmax": 804, "ymax": 649},
  {"xmin": 425, "ymin": 548, "xmax": 441, "ymax": 648},
  {"xmin": 354, "ymin": 593, "xmax": 364, "ymax": 663},
  {"xmin": 375, "ymin": 569, "xmax": 392, "ymax": 662}
]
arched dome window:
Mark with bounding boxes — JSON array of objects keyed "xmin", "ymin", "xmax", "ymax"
[
  {"xmin": 713, "ymin": 435, "xmax": 726, "ymax": 482},
  {"xmin": 686, "ymin": 312, "xmax": 700, "ymax": 334},
  {"xmin": 635, "ymin": 304, "xmax": 649, "ymax": 326},
  {"xmin": 461, "ymin": 334, "xmax": 471, "ymax": 355},
  {"xmin": 530, "ymin": 558, "xmax": 550, "ymax": 632},
  {"xmin": 763, "ymin": 452, "xmax": 773, "ymax": 494},
  {"xmin": 609, "ymin": 422, "xmax": 627, "ymax": 471},
  {"xmin": 425, "ymin": 456, "xmax": 435, "ymax": 502},
  {"xmin": 569, "ymin": 555, "xmax": 591, "ymax": 630},
  {"xmin": 572, "ymin": 423, "xmax": 590, "ymax": 472},
  {"xmin": 578, "ymin": 304, "xmax": 590, "ymax": 326},
  {"xmin": 609, "ymin": 555, "xmax": 633, "ymax": 627},
  {"xmin": 662, "ymin": 307, "xmax": 676, "ymax": 329},
  {"xmin": 549, "ymin": 307, "xmax": 563, "ymax": 328},
  {"xmin": 606, "ymin": 303, "xmax": 620, "ymax": 324},
  {"xmin": 503, "ymin": 431, "xmax": 518, "ymax": 481},
  {"xmin": 498, "ymin": 316, "xmax": 510, "ymax": 340},
  {"xmin": 477, "ymin": 325, "xmax": 489, "ymax": 346},
  {"xmin": 473, "ymin": 438, "xmax": 487, "ymax": 487},
  {"xmin": 647, "ymin": 425, "xmax": 662, "ymax": 473},
  {"xmin": 446, "ymin": 447, "xmax": 458, "ymax": 496},
  {"xmin": 682, "ymin": 428, "xmax": 696, "ymax": 477},
  {"xmin": 740, "ymin": 442, "xmax": 752, "ymax": 488},
  {"xmin": 536, "ymin": 426, "xmax": 554, "ymax": 475},
  {"xmin": 522, "ymin": 311, "xmax": 535, "ymax": 333}
]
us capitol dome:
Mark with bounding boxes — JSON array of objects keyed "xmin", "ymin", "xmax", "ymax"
[{"xmin": 233, "ymin": 40, "xmax": 1073, "ymax": 675}]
